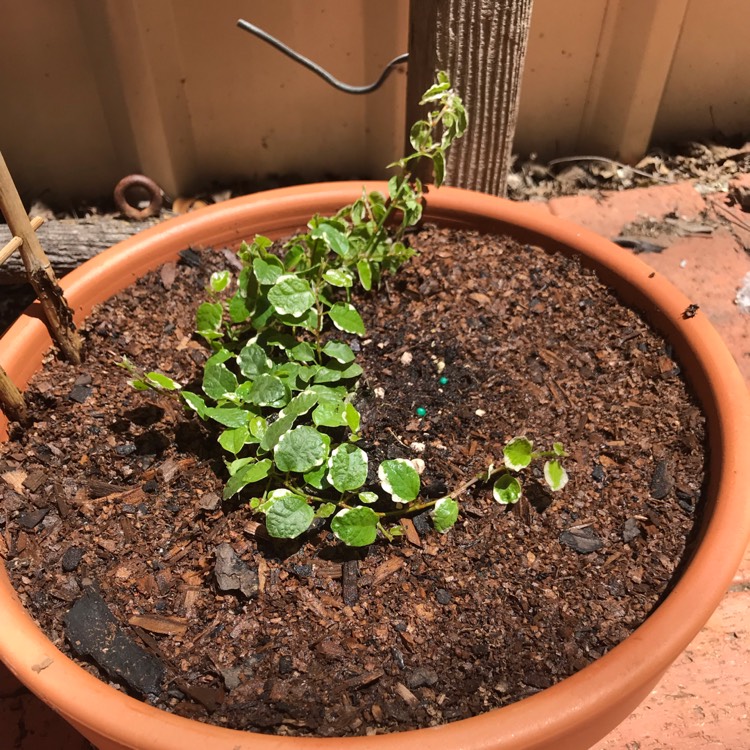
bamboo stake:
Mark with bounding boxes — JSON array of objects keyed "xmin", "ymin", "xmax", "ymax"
[
  {"xmin": 0, "ymin": 151, "xmax": 82, "ymax": 364},
  {"xmin": 0, "ymin": 365, "xmax": 27, "ymax": 424},
  {"xmin": 0, "ymin": 215, "xmax": 44, "ymax": 266}
]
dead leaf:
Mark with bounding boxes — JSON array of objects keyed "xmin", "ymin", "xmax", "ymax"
[{"xmin": 128, "ymin": 614, "xmax": 189, "ymax": 636}]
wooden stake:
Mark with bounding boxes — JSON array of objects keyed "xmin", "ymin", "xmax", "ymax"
[
  {"xmin": 0, "ymin": 364, "xmax": 27, "ymax": 424},
  {"xmin": 0, "ymin": 151, "xmax": 82, "ymax": 364},
  {"xmin": 407, "ymin": 0, "xmax": 534, "ymax": 196}
]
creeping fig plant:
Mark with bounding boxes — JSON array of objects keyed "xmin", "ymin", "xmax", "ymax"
[{"xmin": 123, "ymin": 72, "xmax": 568, "ymax": 547}]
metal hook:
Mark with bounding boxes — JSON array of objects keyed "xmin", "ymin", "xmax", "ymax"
[{"xmin": 237, "ymin": 19, "xmax": 408, "ymax": 95}]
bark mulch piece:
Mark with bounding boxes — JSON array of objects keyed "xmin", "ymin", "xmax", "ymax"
[{"xmin": 1, "ymin": 226, "xmax": 705, "ymax": 737}]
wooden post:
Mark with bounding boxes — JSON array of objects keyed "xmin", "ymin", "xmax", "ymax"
[
  {"xmin": 407, "ymin": 0, "xmax": 534, "ymax": 196},
  {"xmin": 0, "ymin": 365, "xmax": 27, "ymax": 424},
  {"xmin": 0, "ymin": 151, "xmax": 82, "ymax": 364}
]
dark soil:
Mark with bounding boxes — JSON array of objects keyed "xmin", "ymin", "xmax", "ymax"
[{"xmin": 1, "ymin": 226, "xmax": 705, "ymax": 737}]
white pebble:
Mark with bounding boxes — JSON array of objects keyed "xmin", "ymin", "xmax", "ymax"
[
  {"xmin": 410, "ymin": 441, "xmax": 426, "ymax": 453},
  {"xmin": 374, "ymin": 387, "xmax": 385, "ymax": 399},
  {"xmin": 437, "ymin": 360, "xmax": 446, "ymax": 374},
  {"xmin": 400, "ymin": 351, "xmax": 413, "ymax": 365},
  {"xmin": 408, "ymin": 458, "xmax": 426, "ymax": 475},
  {"xmin": 475, "ymin": 409, "xmax": 487, "ymax": 417},
  {"xmin": 679, "ymin": 259, "xmax": 688, "ymax": 268}
]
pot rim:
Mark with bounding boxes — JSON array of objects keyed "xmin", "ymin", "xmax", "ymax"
[{"xmin": 1, "ymin": 182, "xmax": 748, "ymax": 750}]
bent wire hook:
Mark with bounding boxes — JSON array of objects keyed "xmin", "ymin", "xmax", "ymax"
[{"xmin": 237, "ymin": 19, "xmax": 408, "ymax": 95}]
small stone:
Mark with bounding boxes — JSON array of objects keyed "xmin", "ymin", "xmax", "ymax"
[
  {"xmin": 197, "ymin": 492, "xmax": 220, "ymax": 511},
  {"xmin": 474, "ymin": 409, "xmax": 486, "ymax": 417},
  {"xmin": 61, "ymin": 546, "xmax": 84, "ymax": 572},
  {"xmin": 409, "ymin": 441, "xmax": 426, "ymax": 453},
  {"xmin": 411, "ymin": 512, "xmax": 431, "ymax": 535},
  {"xmin": 406, "ymin": 666, "xmax": 439, "ymax": 689},
  {"xmin": 214, "ymin": 543, "xmax": 259, "ymax": 598},
  {"xmin": 114, "ymin": 443, "xmax": 137, "ymax": 456},
  {"xmin": 67, "ymin": 384, "xmax": 93, "ymax": 404},
  {"xmin": 374, "ymin": 387, "xmax": 385, "ymax": 399},
  {"xmin": 622, "ymin": 517, "xmax": 641, "ymax": 544},
  {"xmin": 559, "ymin": 526, "xmax": 603, "ymax": 554},
  {"xmin": 435, "ymin": 588, "xmax": 452, "ymax": 605},
  {"xmin": 400, "ymin": 351, "xmax": 413, "ymax": 365},
  {"xmin": 292, "ymin": 563, "xmax": 313, "ymax": 578},
  {"xmin": 592, "ymin": 465, "xmax": 605, "ymax": 482},
  {"xmin": 650, "ymin": 459, "xmax": 673, "ymax": 499}
]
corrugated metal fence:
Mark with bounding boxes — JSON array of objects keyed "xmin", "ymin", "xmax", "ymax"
[{"xmin": 1, "ymin": 0, "xmax": 748, "ymax": 202}]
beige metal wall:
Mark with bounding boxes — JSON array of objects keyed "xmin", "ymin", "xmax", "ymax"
[{"xmin": 1, "ymin": 0, "xmax": 749, "ymax": 203}]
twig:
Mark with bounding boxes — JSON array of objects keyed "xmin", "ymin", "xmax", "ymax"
[{"xmin": 546, "ymin": 155, "xmax": 672, "ymax": 185}]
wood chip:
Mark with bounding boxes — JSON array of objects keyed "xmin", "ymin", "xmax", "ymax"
[
  {"xmin": 2, "ymin": 469, "xmax": 27, "ymax": 494},
  {"xmin": 395, "ymin": 681, "xmax": 420, "ymax": 707},
  {"xmin": 128, "ymin": 614, "xmax": 189, "ymax": 636},
  {"xmin": 342, "ymin": 559, "xmax": 359, "ymax": 605},
  {"xmin": 372, "ymin": 557, "xmax": 404, "ymax": 586}
]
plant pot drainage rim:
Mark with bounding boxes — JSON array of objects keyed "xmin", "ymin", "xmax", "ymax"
[{"xmin": 1, "ymin": 182, "xmax": 748, "ymax": 750}]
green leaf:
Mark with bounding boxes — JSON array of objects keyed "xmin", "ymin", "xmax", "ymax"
[
  {"xmin": 345, "ymin": 402, "xmax": 361, "ymax": 433},
  {"xmin": 311, "ymin": 222, "xmax": 350, "ymax": 257},
  {"xmin": 328, "ymin": 303, "xmax": 365, "ymax": 335},
  {"xmin": 218, "ymin": 426, "xmax": 250, "ymax": 454},
  {"xmin": 203, "ymin": 350, "xmax": 238, "ymax": 400},
  {"xmin": 313, "ymin": 366, "xmax": 343, "ymax": 384},
  {"xmin": 492, "ymin": 474, "xmax": 522, "ymax": 505},
  {"xmin": 228, "ymin": 292, "xmax": 252, "ymax": 324},
  {"xmin": 222, "ymin": 459, "xmax": 273, "ymax": 500},
  {"xmin": 267, "ymin": 275, "xmax": 316, "ymax": 318},
  {"xmin": 327, "ymin": 444, "xmax": 368, "ymax": 492},
  {"xmin": 181, "ymin": 390, "xmax": 207, "ymax": 418},
  {"xmin": 260, "ymin": 413, "xmax": 296, "ymax": 451},
  {"xmin": 322, "ymin": 340, "xmax": 355, "ymax": 364},
  {"xmin": 331, "ymin": 506, "xmax": 379, "ymax": 547},
  {"xmin": 503, "ymin": 436, "xmax": 534, "ymax": 471},
  {"xmin": 358, "ymin": 491, "xmax": 378, "ymax": 504},
  {"xmin": 203, "ymin": 406, "xmax": 250, "ymax": 428},
  {"xmin": 288, "ymin": 341, "xmax": 317, "ymax": 363},
  {"xmin": 249, "ymin": 414, "xmax": 267, "ymax": 440},
  {"xmin": 274, "ymin": 426, "xmax": 329, "ymax": 473},
  {"xmin": 323, "ymin": 268, "xmax": 354, "ymax": 288},
  {"xmin": 356, "ymin": 259, "xmax": 372, "ymax": 291},
  {"xmin": 432, "ymin": 496, "xmax": 459, "ymax": 533},
  {"xmin": 196, "ymin": 302, "xmax": 223, "ymax": 334},
  {"xmin": 264, "ymin": 493, "xmax": 314, "ymax": 539},
  {"xmin": 253, "ymin": 256, "xmax": 284, "ymax": 285},
  {"xmin": 209, "ymin": 270, "xmax": 231, "ymax": 292},
  {"xmin": 432, "ymin": 150, "xmax": 445, "ymax": 187},
  {"xmin": 315, "ymin": 502, "xmax": 337, "ymax": 519},
  {"xmin": 247, "ymin": 373, "xmax": 289, "ymax": 408},
  {"xmin": 145, "ymin": 372, "xmax": 181, "ymax": 391},
  {"xmin": 281, "ymin": 390, "xmax": 318, "ymax": 419},
  {"xmin": 378, "ymin": 459, "xmax": 420, "ymax": 503},
  {"xmin": 303, "ymin": 464, "xmax": 329, "ymax": 490},
  {"xmin": 544, "ymin": 460, "xmax": 569, "ymax": 492},
  {"xmin": 553, "ymin": 442, "xmax": 566, "ymax": 457},
  {"xmin": 237, "ymin": 343, "xmax": 272, "ymax": 378},
  {"xmin": 312, "ymin": 399, "xmax": 348, "ymax": 428}
]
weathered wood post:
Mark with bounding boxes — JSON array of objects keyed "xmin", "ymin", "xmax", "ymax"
[{"xmin": 407, "ymin": 0, "xmax": 534, "ymax": 196}]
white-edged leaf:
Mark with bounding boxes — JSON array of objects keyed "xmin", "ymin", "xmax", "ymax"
[
  {"xmin": 327, "ymin": 444, "xmax": 368, "ymax": 493},
  {"xmin": 328, "ymin": 303, "xmax": 365, "ymax": 335},
  {"xmin": 264, "ymin": 493, "xmax": 314, "ymax": 539},
  {"xmin": 267, "ymin": 274, "xmax": 315, "ymax": 317},
  {"xmin": 544, "ymin": 459, "xmax": 569, "ymax": 491},
  {"xmin": 274, "ymin": 426, "xmax": 329, "ymax": 473},
  {"xmin": 503, "ymin": 436, "xmax": 534, "ymax": 471},
  {"xmin": 330, "ymin": 506, "xmax": 379, "ymax": 547},
  {"xmin": 222, "ymin": 459, "xmax": 272, "ymax": 500},
  {"xmin": 492, "ymin": 474, "xmax": 522, "ymax": 505},
  {"xmin": 378, "ymin": 459, "xmax": 420, "ymax": 503},
  {"xmin": 432, "ymin": 496, "xmax": 459, "ymax": 533}
]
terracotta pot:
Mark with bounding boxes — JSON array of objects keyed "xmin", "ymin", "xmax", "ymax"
[{"xmin": 1, "ymin": 183, "xmax": 748, "ymax": 750}]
